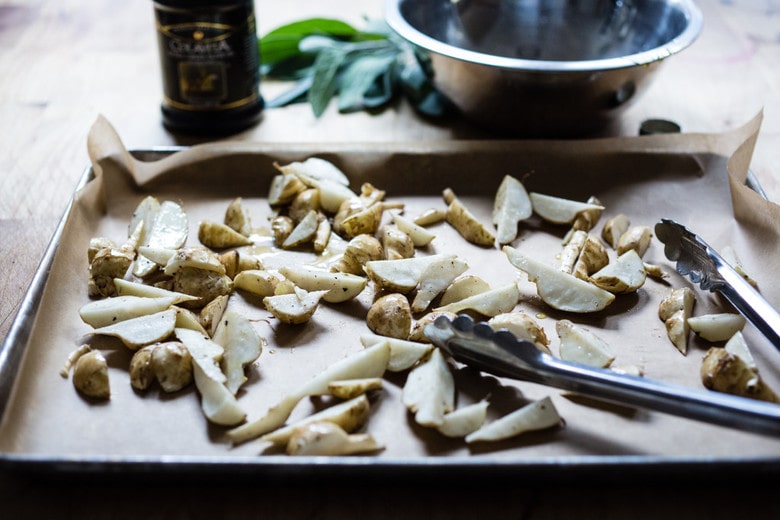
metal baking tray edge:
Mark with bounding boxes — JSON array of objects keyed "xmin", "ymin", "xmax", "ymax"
[{"xmin": 1, "ymin": 148, "xmax": 778, "ymax": 478}]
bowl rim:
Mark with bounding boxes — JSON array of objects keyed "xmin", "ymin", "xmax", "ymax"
[{"xmin": 383, "ymin": 0, "xmax": 704, "ymax": 72}]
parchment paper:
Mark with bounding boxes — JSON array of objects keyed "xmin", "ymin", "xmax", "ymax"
[{"xmin": 1, "ymin": 113, "xmax": 779, "ymax": 468}]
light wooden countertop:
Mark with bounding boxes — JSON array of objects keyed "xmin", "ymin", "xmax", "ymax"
[{"xmin": 1, "ymin": 0, "xmax": 779, "ymax": 517}]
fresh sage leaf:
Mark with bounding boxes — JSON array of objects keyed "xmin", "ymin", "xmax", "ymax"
[
  {"xmin": 337, "ymin": 53, "xmax": 397, "ymax": 112},
  {"xmin": 308, "ymin": 46, "xmax": 349, "ymax": 117}
]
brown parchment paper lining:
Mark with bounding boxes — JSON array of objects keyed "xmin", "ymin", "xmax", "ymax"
[{"xmin": 1, "ymin": 113, "xmax": 779, "ymax": 465}]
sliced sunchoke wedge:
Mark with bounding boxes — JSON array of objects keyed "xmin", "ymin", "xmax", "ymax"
[
  {"xmin": 392, "ymin": 213, "xmax": 435, "ymax": 247},
  {"xmin": 503, "ymin": 246, "xmax": 614, "ymax": 313},
  {"xmin": 279, "ymin": 265, "xmax": 367, "ymax": 303},
  {"xmin": 364, "ymin": 253, "xmax": 451, "ymax": 293},
  {"xmin": 212, "ymin": 309, "xmax": 263, "ymax": 395},
  {"xmin": 191, "ymin": 355, "xmax": 247, "ymax": 426},
  {"xmin": 687, "ymin": 313, "xmax": 746, "ymax": 342},
  {"xmin": 529, "ymin": 192, "xmax": 604, "ymax": 225},
  {"xmin": 436, "ymin": 400, "xmax": 489, "ymax": 438},
  {"xmin": 259, "ymin": 394, "xmax": 372, "ymax": 448},
  {"xmin": 401, "ymin": 348, "xmax": 455, "ymax": 427},
  {"xmin": 91, "ymin": 308, "xmax": 178, "ymax": 350},
  {"xmin": 589, "ymin": 249, "xmax": 647, "ymax": 294},
  {"xmin": 556, "ymin": 319, "xmax": 615, "ymax": 368},
  {"xmin": 286, "ymin": 421, "xmax": 383, "ymax": 456},
  {"xmin": 79, "ymin": 295, "xmax": 178, "ymax": 328},
  {"xmin": 442, "ymin": 188, "xmax": 496, "ymax": 247},
  {"xmin": 359, "ymin": 333, "xmax": 433, "ymax": 372},
  {"xmin": 411, "ymin": 255, "xmax": 469, "ymax": 313},
  {"xmin": 493, "ymin": 174, "xmax": 532, "ymax": 245},
  {"xmin": 658, "ymin": 287, "xmax": 695, "ymax": 354},
  {"xmin": 465, "ymin": 396, "xmax": 562, "ymax": 443},
  {"xmin": 263, "ymin": 287, "xmax": 328, "ymax": 325},
  {"xmin": 133, "ymin": 199, "xmax": 189, "ymax": 278},
  {"xmin": 434, "ymin": 283, "xmax": 521, "ymax": 317}
]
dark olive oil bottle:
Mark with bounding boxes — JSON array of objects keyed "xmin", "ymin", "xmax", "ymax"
[{"xmin": 153, "ymin": 0, "xmax": 263, "ymax": 135}]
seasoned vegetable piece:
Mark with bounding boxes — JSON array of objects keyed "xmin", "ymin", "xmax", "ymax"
[
  {"xmin": 72, "ymin": 349, "xmax": 110, "ymax": 400},
  {"xmin": 492, "ymin": 174, "xmax": 532, "ymax": 245},
  {"xmin": 367, "ymin": 293, "xmax": 412, "ymax": 339},
  {"xmin": 658, "ymin": 287, "xmax": 695, "ymax": 354},
  {"xmin": 442, "ymin": 188, "xmax": 496, "ymax": 247}
]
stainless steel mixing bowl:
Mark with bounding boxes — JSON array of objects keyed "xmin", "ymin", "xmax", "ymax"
[{"xmin": 384, "ymin": 0, "xmax": 703, "ymax": 137}]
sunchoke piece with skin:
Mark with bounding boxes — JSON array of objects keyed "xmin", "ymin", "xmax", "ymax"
[
  {"xmin": 198, "ymin": 220, "xmax": 252, "ymax": 249},
  {"xmin": 260, "ymin": 394, "xmax": 371, "ymax": 448},
  {"xmin": 529, "ymin": 192, "xmax": 604, "ymax": 225},
  {"xmin": 442, "ymin": 188, "xmax": 496, "ymax": 247},
  {"xmin": 601, "ymin": 214, "xmax": 630, "ymax": 249},
  {"xmin": 72, "ymin": 349, "xmax": 110, "ymax": 400},
  {"xmin": 330, "ymin": 234, "xmax": 384, "ymax": 275},
  {"xmin": 701, "ymin": 337, "xmax": 779, "ymax": 403},
  {"xmin": 224, "ymin": 196, "xmax": 253, "ymax": 236},
  {"xmin": 286, "ymin": 421, "xmax": 383, "ymax": 456},
  {"xmin": 263, "ymin": 287, "xmax": 328, "ymax": 325},
  {"xmin": 488, "ymin": 311, "xmax": 551, "ymax": 354},
  {"xmin": 279, "ymin": 265, "xmax": 367, "ymax": 303},
  {"xmin": 367, "ymin": 293, "xmax": 412, "ymax": 339},
  {"xmin": 658, "ymin": 287, "xmax": 695, "ymax": 355}
]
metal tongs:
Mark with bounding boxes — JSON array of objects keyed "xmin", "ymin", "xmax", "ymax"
[
  {"xmin": 425, "ymin": 315, "xmax": 780, "ymax": 436},
  {"xmin": 655, "ymin": 218, "xmax": 780, "ymax": 350}
]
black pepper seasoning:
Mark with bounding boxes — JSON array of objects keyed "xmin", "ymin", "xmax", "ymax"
[{"xmin": 153, "ymin": 0, "xmax": 263, "ymax": 135}]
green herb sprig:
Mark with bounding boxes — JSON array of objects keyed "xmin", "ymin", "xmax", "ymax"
[{"xmin": 259, "ymin": 17, "xmax": 449, "ymax": 118}]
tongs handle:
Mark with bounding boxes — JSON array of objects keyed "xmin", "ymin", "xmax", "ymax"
[
  {"xmin": 715, "ymin": 256, "xmax": 780, "ymax": 349},
  {"xmin": 427, "ymin": 316, "xmax": 780, "ymax": 437},
  {"xmin": 538, "ymin": 355, "xmax": 780, "ymax": 436}
]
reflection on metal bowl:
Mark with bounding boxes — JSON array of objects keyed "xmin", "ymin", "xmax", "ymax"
[{"xmin": 384, "ymin": 0, "xmax": 703, "ymax": 137}]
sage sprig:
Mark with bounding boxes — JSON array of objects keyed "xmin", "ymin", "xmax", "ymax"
[{"xmin": 259, "ymin": 17, "xmax": 449, "ymax": 118}]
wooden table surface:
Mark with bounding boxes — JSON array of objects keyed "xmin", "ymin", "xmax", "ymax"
[{"xmin": 1, "ymin": 0, "xmax": 779, "ymax": 517}]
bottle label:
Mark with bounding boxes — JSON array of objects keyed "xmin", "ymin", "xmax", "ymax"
[{"xmin": 154, "ymin": 3, "xmax": 260, "ymax": 112}]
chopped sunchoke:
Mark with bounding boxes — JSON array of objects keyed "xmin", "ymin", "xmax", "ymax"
[
  {"xmin": 701, "ymin": 341, "xmax": 779, "ymax": 403},
  {"xmin": 434, "ymin": 282, "xmax": 520, "ymax": 317},
  {"xmin": 589, "ymin": 249, "xmax": 646, "ymax": 294},
  {"xmin": 492, "ymin": 174, "xmax": 532, "ymax": 245},
  {"xmin": 366, "ymin": 293, "xmax": 412, "ymax": 339},
  {"xmin": 556, "ymin": 319, "xmax": 615, "ymax": 368},
  {"xmin": 529, "ymin": 192, "xmax": 604, "ymax": 225},
  {"xmin": 402, "ymin": 348, "xmax": 455, "ymax": 427},
  {"xmin": 286, "ymin": 421, "xmax": 383, "ymax": 456},
  {"xmin": 279, "ymin": 265, "xmax": 367, "ymax": 303},
  {"xmin": 198, "ymin": 220, "xmax": 252, "ymax": 249},
  {"xmin": 688, "ymin": 313, "xmax": 746, "ymax": 342},
  {"xmin": 263, "ymin": 287, "xmax": 328, "ymax": 325},
  {"xmin": 442, "ymin": 188, "xmax": 496, "ymax": 247},
  {"xmin": 488, "ymin": 311, "xmax": 551, "ymax": 354},
  {"xmin": 72, "ymin": 349, "xmax": 110, "ymax": 400},
  {"xmin": 91, "ymin": 308, "xmax": 177, "ymax": 350},
  {"xmin": 504, "ymin": 246, "xmax": 615, "ymax": 313},
  {"xmin": 212, "ymin": 309, "xmax": 263, "ymax": 395},
  {"xmin": 465, "ymin": 396, "xmax": 562, "ymax": 443},
  {"xmin": 658, "ymin": 287, "xmax": 695, "ymax": 354}
]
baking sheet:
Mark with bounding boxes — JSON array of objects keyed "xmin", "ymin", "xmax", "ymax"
[{"xmin": 1, "ymin": 114, "xmax": 779, "ymax": 475}]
